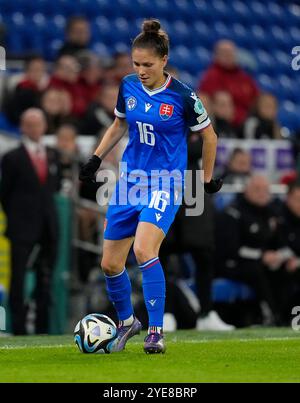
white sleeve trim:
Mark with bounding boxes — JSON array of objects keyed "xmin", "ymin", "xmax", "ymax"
[
  {"xmin": 189, "ymin": 117, "xmax": 211, "ymax": 132},
  {"xmin": 114, "ymin": 108, "xmax": 126, "ymax": 118}
]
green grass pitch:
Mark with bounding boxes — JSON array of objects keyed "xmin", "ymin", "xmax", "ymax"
[{"xmin": 1, "ymin": 328, "xmax": 300, "ymax": 383}]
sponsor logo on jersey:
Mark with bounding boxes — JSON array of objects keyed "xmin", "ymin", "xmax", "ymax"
[
  {"xmin": 127, "ymin": 96, "xmax": 137, "ymax": 111},
  {"xmin": 155, "ymin": 213, "xmax": 162, "ymax": 222},
  {"xmin": 145, "ymin": 103, "xmax": 152, "ymax": 112},
  {"xmin": 148, "ymin": 299, "xmax": 157, "ymax": 306},
  {"xmin": 159, "ymin": 103, "xmax": 174, "ymax": 120}
]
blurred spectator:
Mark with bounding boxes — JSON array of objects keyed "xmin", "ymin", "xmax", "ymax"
[
  {"xmin": 78, "ymin": 52, "xmax": 103, "ymax": 108},
  {"xmin": 55, "ymin": 124, "xmax": 80, "ymax": 196},
  {"xmin": 211, "ymin": 91, "xmax": 236, "ymax": 138},
  {"xmin": 160, "ymin": 133, "xmax": 234, "ymax": 331},
  {"xmin": 48, "ymin": 55, "xmax": 86, "ymax": 118},
  {"xmin": 215, "ymin": 175, "xmax": 290, "ymax": 326},
  {"xmin": 221, "ymin": 148, "xmax": 252, "ymax": 185},
  {"xmin": 57, "ymin": 16, "xmax": 91, "ymax": 58},
  {"xmin": 4, "ymin": 56, "xmax": 49, "ymax": 124},
  {"xmin": 242, "ymin": 93, "xmax": 282, "ymax": 139},
  {"xmin": 198, "ymin": 39, "xmax": 259, "ymax": 127},
  {"xmin": 276, "ymin": 181, "xmax": 300, "ymax": 323},
  {"xmin": 0, "ymin": 22, "xmax": 5, "ymax": 46},
  {"xmin": 0, "ymin": 108, "xmax": 60, "ymax": 335},
  {"xmin": 40, "ymin": 88, "xmax": 75, "ymax": 133},
  {"xmin": 79, "ymin": 82, "xmax": 119, "ymax": 135},
  {"xmin": 104, "ymin": 52, "xmax": 134, "ymax": 83},
  {"xmin": 165, "ymin": 64, "xmax": 179, "ymax": 79}
]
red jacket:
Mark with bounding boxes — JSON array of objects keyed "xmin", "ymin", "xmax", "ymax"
[
  {"xmin": 198, "ymin": 62, "xmax": 259, "ymax": 126},
  {"xmin": 48, "ymin": 76, "xmax": 87, "ymax": 117}
]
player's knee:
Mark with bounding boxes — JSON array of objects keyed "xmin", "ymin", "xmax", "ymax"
[
  {"xmin": 133, "ymin": 243, "xmax": 155, "ymax": 265},
  {"xmin": 101, "ymin": 257, "xmax": 122, "ymax": 276}
]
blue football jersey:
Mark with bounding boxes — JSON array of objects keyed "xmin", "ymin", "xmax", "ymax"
[{"xmin": 114, "ymin": 73, "xmax": 210, "ymax": 179}]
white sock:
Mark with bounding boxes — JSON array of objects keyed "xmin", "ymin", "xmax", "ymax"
[{"xmin": 119, "ymin": 315, "xmax": 134, "ymax": 327}]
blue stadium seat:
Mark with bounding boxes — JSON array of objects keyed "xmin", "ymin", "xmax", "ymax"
[
  {"xmin": 91, "ymin": 42, "xmax": 110, "ymax": 58},
  {"xmin": 212, "ymin": 278, "xmax": 255, "ymax": 303},
  {"xmin": 270, "ymin": 26, "xmax": 291, "ymax": 49},
  {"xmin": 172, "ymin": 20, "xmax": 191, "ymax": 46},
  {"xmin": 289, "ymin": 26, "xmax": 300, "ymax": 43},
  {"xmin": 248, "ymin": 1, "xmax": 272, "ymax": 26},
  {"xmin": 232, "ymin": 23, "xmax": 252, "ymax": 48},
  {"xmin": 111, "ymin": 42, "xmax": 131, "ymax": 55},
  {"xmin": 274, "ymin": 50, "xmax": 294, "ymax": 76},
  {"xmin": 0, "ymin": 112, "xmax": 20, "ymax": 135},
  {"xmin": 257, "ymin": 74, "xmax": 279, "ymax": 98},
  {"xmin": 191, "ymin": 21, "xmax": 215, "ymax": 49},
  {"xmin": 110, "ymin": 18, "xmax": 133, "ymax": 43},
  {"xmin": 170, "ymin": 46, "xmax": 193, "ymax": 71},
  {"xmin": 173, "ymin": 0, "xmax": 197, "ymax": 22},
  {"xmin": 250, "ymin": 25, "xmax": 270, "ymax": 50},
  {"xmin": 288, "ymin": 3, "xmax": 300, "ymax": 26},
  {"xmin": 255, "ymin": 50, "xmax": 277, "ymax": 76},
  {"xmin": 47, "ymin": 39, "xmax": 63, "ymax": 60},
  {"xmin": 210, "ymin": 0, "xmax": 232, "ymax": 23},
  {"xmin": 212, "ymin": 21, "xmax": 233, "ymax": 42},
  {"xmin": 267, "ymin": 1, "xmax": 288, "ymax": 27},
  {"xmin": 278, "ymin": 101, "xmax": 300, "ymax": 134},
  {"xmin": 230, "ymin": 0, "xmax": 252, "ymax": 25},
  {"xmin": 92, "ymin": 16, "xmax": 114, "ymax": 45}
]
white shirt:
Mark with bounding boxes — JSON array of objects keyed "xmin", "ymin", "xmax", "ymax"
[{"xmin": 23, "ymin": 136, "xmax": 47, "ymax": 159}]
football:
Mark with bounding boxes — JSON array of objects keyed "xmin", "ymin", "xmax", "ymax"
[{"xmin": 74, "ymin": 313, "xmax": 117, "ymax": 354}]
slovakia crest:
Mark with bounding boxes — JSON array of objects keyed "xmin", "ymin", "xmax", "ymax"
[{"xmin": 159, "ymin": 103, "xmax": 174, "ymax": 120}]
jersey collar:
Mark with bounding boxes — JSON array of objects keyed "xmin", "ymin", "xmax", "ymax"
[{"xmin": 141, "ymin": 74, "xmax": 172, "ymax": 96}]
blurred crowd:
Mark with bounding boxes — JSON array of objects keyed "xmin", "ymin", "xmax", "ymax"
[
  {"xmin": 0, "ymin": 16, "xmax": 293, "ymax": 142},
  {"xmin": 1, "ymin": 16, "xmax": 300, "ymax": 334}
]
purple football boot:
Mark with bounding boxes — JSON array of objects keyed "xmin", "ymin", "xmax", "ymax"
[
  {"xmin": 108, "ymin": 317, "xmax": 142, "ymax": 352},
  {"xmin": 144, "ymin": 332, "xmax": 166, "ymax": 354}
]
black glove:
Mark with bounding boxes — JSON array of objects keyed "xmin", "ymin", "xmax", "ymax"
[
  {"xmin": 204, "ymin": 178, "xmax": 223, "ymax": 194},
  {"xmin": 79, "ymin": 155, "xmax": 102, "ymax": 184}
]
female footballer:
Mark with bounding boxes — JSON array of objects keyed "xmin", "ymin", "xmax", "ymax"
[{"xmin": 79, "ymin": 19, "xmax": 222, "ymax": 354}]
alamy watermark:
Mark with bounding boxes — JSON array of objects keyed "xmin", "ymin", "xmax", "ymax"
[
  {"xmin": 0, "ymin": 306, "xmax": 6, "ymax": 331},
  {"xmin": 291, "ymin": 306, "xmax": 300, "ymax": 331},
  {"xmin": 95, "ymin": 162, "xmax": 205, "ymax": 217},
  {"xmin": 0, "ymin": 46, "xmax": 6, "ymax": 71},
  {"xmin": 291, "ymin": 46, "xmax": 300, "ymax": 71}
]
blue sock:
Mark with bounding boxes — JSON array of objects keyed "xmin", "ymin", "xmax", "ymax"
[
  {"xmin": 105, "ymin": 268, "xmax": 134, "ymax": 322},
  {"xmin": 139, "ymin": 257, "xmax": 166, "ymax": 329}
]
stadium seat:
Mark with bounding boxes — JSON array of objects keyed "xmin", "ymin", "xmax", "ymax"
[
  {"xmin": 278, "ymin": 101, "xmax": 300, "ymax": 134},
  {"xmin": 0, "ymin": 112, "xmax": 20, "ymax": 135},
  {"xmin": 248, "ymin": 1, "xmax": 272, "ymax": 26},
  {"xmin": 212, "ymin": 278, "xmax": 255, "ymax": 303}
]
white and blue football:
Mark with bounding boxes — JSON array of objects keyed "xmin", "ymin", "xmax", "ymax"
[{"xmin": 74, "ymin": 313, "xmax": 117, "ymax": 354}]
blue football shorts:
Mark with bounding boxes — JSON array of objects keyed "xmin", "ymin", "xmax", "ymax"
[{"xmin": 104, "ymin": 175, "xmax": 183, "ymax": 240}]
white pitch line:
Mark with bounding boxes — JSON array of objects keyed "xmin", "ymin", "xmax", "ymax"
[
  {"xmin": 0, "ymin": 336, "xmax": 299, "ymax": 350},
  {"xmin": 0, "ymin": 344, "xmax": 70, "ymax": 350}
]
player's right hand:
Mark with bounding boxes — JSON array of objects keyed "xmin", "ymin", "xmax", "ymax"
[{"xmin": 79, "ymin": 155, "xmax": 102, "ymax": 184}]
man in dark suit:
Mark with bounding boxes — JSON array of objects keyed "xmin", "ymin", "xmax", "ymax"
[{"xmin": 0, "ymin": 108, "xmax": 60, "ymax": 335}]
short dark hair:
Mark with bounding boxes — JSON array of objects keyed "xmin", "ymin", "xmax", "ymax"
[
  {"xmin": 24, "ymin": 55, "xmax": 45, "ymax": 71},
  {"xmin": 132, "ymin": 19, "xmax": 169, "ymax": 58}
]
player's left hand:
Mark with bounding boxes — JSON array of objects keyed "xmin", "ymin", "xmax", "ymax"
[{"xmin": 204, "ymin": 178, "xmax": 223, "ymax": 194}]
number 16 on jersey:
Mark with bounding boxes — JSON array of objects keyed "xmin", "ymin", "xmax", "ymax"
[{"xmin": 137, "ymin": 121, "xmax": 155, "ymax": 146}]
